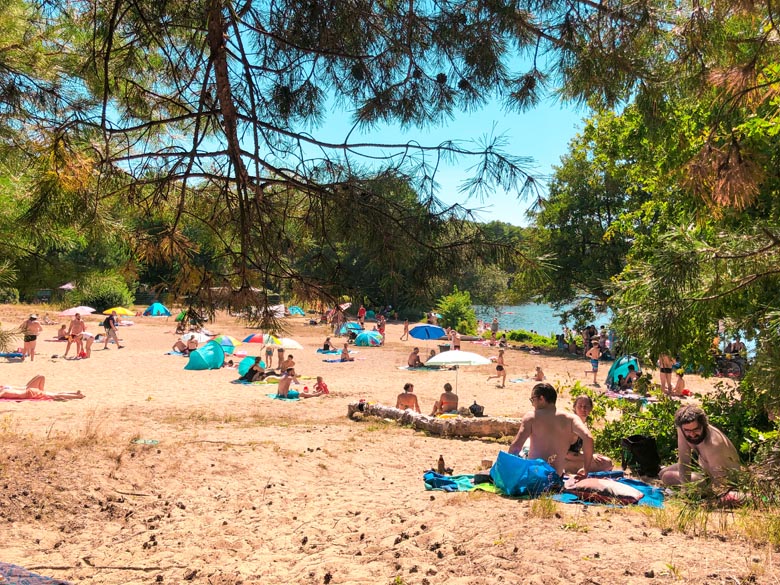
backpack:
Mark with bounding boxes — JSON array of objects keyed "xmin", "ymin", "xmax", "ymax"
[
  {"xmin": 621, "ymin": 434, "xmax": 662, "ymax": 477},
  {"xmin": 103, "ymin": 316, "xmax": 112, "ymax": 329},
  {"xmin": 469, "ymin": 401, "xmax": 485, "ymax": 417}
]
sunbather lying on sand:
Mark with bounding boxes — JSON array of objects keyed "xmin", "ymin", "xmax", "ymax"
[{"xmin": 1, "ymin": 375, "xmax": 84, "ymax": 400}]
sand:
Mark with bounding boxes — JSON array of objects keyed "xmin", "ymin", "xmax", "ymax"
[{"xmin": 0, "ymin": 307, "xmax": 776, "ymax": 584}]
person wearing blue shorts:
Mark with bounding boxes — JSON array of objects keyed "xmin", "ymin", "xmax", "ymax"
[{"xmin": 585, "ymin": 340, "xmax": 601, "ymax": 386}]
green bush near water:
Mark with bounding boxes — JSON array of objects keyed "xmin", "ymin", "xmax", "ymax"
[{"xmin": 480, "ymin": 328, "xmax": 557, "ymax": 350}]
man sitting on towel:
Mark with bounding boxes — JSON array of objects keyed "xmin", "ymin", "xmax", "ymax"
[
  {"xmin": 277, "ymin": 368, "xmax": 300, "ymax": 398},
  {"xmin": 508, "ymin": 383, "xmax": 593, "ymax": 479},
  {"xmin": 659, "ymin": 405, "xmax": 740, "ymax": 488},
  {"xmin": 408, "ymin": 348, "xmax": 423, "ymax": 368}
]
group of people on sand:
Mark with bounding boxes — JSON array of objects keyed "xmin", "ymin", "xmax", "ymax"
[
  {"xmin": 396, "ymin": 382, "xmax": 459, "ymax": 417},
  {"xmin": 20, "ymin": 311, "xmax": 124, "ymax": 362},
  {"xmin": 507, "ymin": 383, "xmax": 741, "ymax": 493}
]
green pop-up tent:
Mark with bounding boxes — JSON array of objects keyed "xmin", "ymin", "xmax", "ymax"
[{"xmin": 184, "ymin": 340, "xmax": 225, "ymax": 370}]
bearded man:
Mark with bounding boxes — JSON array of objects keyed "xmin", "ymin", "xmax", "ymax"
[{"xmin": 659, "ymin": 405, "xmax": 741, "ymax": 487}]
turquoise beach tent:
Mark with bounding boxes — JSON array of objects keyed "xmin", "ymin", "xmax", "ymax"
[
  {"xmin": 143, "ymin": 302, "xmax": 171, "ymax": 317},
  {"xmin": 238, "ymin": 356, "xmax": 266, "ymax": 376},
  {"xmin": 289, "ymin": 305, "xmax": 305, "ymax": 316},
  {"xmin": 185, "ymin": 340, "xmax": 225, "ymax": 370},
  {"xmin": 605, "ymin": 355, "xmax": 642, "ymax": 389}
]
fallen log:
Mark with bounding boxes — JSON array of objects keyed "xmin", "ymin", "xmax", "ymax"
[{"xmin": 347, "ymin": 402, "xmax": 522, "ymax": 439}]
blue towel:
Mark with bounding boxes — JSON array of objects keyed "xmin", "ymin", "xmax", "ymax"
[
  {"xmin": 316, "ymin": 349, "xmax": 341, "ymax": 354},
  {"xmin": 0, "ymin": 562, "xmax": 71, "ymax": 584},
  {"xmin": 423, "ymin": 471, "xmax": 477, "ymax": 492},
  {"xmin": 0, "ymin": 352, "xmax": 24, "ymax": 358},
  {"xmin": 266, "ymin": 393, "xmax": 300, "ymax": 401}
]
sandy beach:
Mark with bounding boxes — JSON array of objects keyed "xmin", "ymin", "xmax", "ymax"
[{"xmin": 0, "ymin": 307, "xmax": 775, "ymax": 584}]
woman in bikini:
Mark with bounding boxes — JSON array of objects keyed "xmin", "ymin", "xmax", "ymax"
[
  {"xmin": 1, "ymin": 375, "xmax": 84, "ymax": 400},
  {"xmin": 430, "ymin": 383, "xmax": 459, "ymax": 416},
  {"xmin": 564, "ymin": 395, "xmax": 613, "ymax": 474}
]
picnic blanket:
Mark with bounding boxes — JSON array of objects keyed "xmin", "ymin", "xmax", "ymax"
[
  {"xmin": 0, "ymin": 562, "xmax": 71, "ymax": 584},
  {"xmin": 424, "ymin": 469, "xmax": 664, "ymax": 508}
]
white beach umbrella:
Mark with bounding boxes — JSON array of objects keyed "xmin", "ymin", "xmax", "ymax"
[
  {"xmin": 279, "ymin": 337, "xmax": 304, "ymax": 350},
  {"xmin": 425, "ymin": 350, "xmax": 491, "ymax": 393},
  {"xmin": 181, "ymin": 332, "xmax": 212, "ymax": 343}
]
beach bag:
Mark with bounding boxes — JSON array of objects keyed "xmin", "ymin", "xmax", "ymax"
[
  {"xmin": 103, "ymin": 316, "xmax": 112, "ymax": 329},
  {"xmin": 490, "ymin": 451, "xmax": 562, "ymax": 497},
  {"xmin": 469, "ymin": 401, "xmax": 485, "ymax": 417},
  {"xmin": 621, "ymin": 434, "xmax": 661, "ymax": 477}
]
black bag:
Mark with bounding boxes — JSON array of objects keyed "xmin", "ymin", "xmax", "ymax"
[
  {"xmin": 621, "ymin": 434, "xmax": 661, "ymax": 477},
  {"xmin": 103, "ymin": 316, "xmax": 112, "ymax": 329},
  {"xmin": 469, "ymin": 401, "xmax": 485, "ymax": 418}
]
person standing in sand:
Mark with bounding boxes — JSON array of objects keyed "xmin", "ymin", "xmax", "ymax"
[
  {"xmin": 102, "ymin": 311, "xmax": 124, "ymax": 350},
  {"xmin": 658, "ymin": 353, "xmax": 676, "ymax": 396},
  {"xmin": 19, "ymin": 314, "xmax": 43, "ymax": 362},
  {"xmin": 487, "ymin": 349, "xmax": 507, "ymax": 387},
  {"xmin": 277, "ymin": 368, "xmax": 300, "ymax": 398},
  {"xmin": 65, "ymin": 313, "xmax": 86, "ymax": 358},
  {"xmin": 659, "ymin": 405, "xmax": 741, "ymax": 487},
  {"xmin": 490, "ymin": 317, "xmax": 499, "ymax": 342},
  {"xmin": 508, "ymin": 383, "xmax": 593, "ymax": 478},
  {"xmin": 400, "ymin": 319, "xmax": 409, "ymax": 341},
  {"xmin": 584, "ymin": 340, "xmax": 601, "ymax": 386},
  {"xmin": 396, "ymin": 382, "xmax": 421, "ymax": 413}
]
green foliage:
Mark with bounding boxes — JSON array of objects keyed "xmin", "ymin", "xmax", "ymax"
[
  {"xmin": 505, "ymin": 329, "xmax": 557, "ymax": 350},
  {"xmin": 589, "ymin": 394, "xmax": 681, "ymax": 465},
  {"xmin": 64, "ymin": 273, "xmax": 134, "ymax": 312},
  {"xmin": 435, "ymin": 287, "xmax": 477, "ymax": 334},
  {"xmin": 0, "ymin": 287, "xmax": 18, "ymax": 303},
  {"xmin": 700, "ymin": 382, "xmax": 776, "ymax": 462}
]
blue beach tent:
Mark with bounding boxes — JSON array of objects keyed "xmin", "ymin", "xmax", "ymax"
[
  {"xmin": 289, "ymin": 305, "xmax": 305, "ymax": 316},
  {"xmin": 238, "ymin": 356, "xmax": 266, "ymax": 376},
  {"xmin": 143, "ymin": 302, "xmax": 171, "ymax": 317},
  {"xmin": 184, "ymin": 340, "xmax": 225, "ymax": 370},
  {"xmin": 605, "ymin": 355, "xmax": 642, "ymax": 389}
]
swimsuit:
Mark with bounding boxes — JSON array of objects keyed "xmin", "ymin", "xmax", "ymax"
[
  {"xmin": 590, "ymin": 359, "xmax": 599, "ymax": 370},
  {"xmin": 660, "ymin": 367, "xmax": 673, "ymax": 374},
  {"xmin": 569, "ymin": 437, "xmax": 583, "ymax": 454},
  {"xmin": 23, "ymin": 334, "xmax": 37, "ymax": 342}
]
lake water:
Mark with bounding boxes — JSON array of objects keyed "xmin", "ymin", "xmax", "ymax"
[{"xmin": 473, "ymin": 304, "xmax": 612, "ymax": 336}]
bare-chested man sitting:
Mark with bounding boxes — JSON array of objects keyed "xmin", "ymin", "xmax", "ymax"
[
  {"xmin": 659, "ymin": 405, "xmax": 740, "ymax": 487},
  {"xmin": 408, "ymin": 348, "xmax": 423, "ymax": 368},
  {"xmin": 508, "ymin": 383, "xmax": 593, "ymax": 478},
  {"xmin": 396, "ymin": 382, "xmax": 421, "ymax": 413}
]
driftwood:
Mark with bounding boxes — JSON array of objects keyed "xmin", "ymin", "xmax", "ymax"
[{"xmin": 347, "ymin": 402, "xmax": 522, "ymax": 439}]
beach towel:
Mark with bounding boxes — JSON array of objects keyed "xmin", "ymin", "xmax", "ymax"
[
  {"xmin": 266, "ymin": 393, "xmax": 300, "ymax": 401},
  {"xmin": 0, "ymin": 352, "xmax": 24, "ymax": 358},
  {"xmin": 0, "ymin": 562, "xmax": 71, "ymax": 584},
  {"xmin": 323, "ymin": 359, "xmax": 350, "ymax": 363},
  {"xmin": 316, "ymin": 349, "xmax": 342, "ymax": 354},
  {"xmin": 509, "ymin": 378, "xmax": 527, "ymax": 383},
  {"xmin": 166, "ymin": 351, "xmax": 185, "ymax": 356},
  {"xmin": 0, "ymin": 395, "xmax": 54, "ymax": 401},
  {"xmin": 423, "ymin": 471, "xmax": 501, "ymax": 493}
]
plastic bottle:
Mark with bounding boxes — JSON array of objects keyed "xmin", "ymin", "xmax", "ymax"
[{"xmin": 437, "ymin": 455, "xmax": 446, "ymax": 474}]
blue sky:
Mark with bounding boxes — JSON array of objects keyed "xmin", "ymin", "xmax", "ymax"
[{"xmin": 316, "ymin": 98, "xmax": 587, "ymax": 227}]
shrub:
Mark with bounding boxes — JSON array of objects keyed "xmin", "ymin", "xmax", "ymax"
[
  {"xmin": 64, "ymin": 273, "xmax": 134, "ymax": 312},
  {"xmin": 0, "ymin": 287, "xmax": 19, "ymax": 304},
  {"xmin": 435, "ymin": 287, "xmax": 477, "ymax": 334}
]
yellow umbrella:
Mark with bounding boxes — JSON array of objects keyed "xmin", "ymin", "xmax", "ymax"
[{"xmin": 103, "ymin": 307, "xmax": 134, "ymax": 316}]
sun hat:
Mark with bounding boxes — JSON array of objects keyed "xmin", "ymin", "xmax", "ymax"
[{"xmin": 29, "ymin": 314, "xmax": 38, "ymax": 320}]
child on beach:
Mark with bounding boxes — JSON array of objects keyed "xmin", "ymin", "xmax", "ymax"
[
  {"xmin": 585, "ymin": 340, "xmax": 601, "ymax": 386},
  {"xmin": 533, "ymin": 366, "xmax": 545, "ymax": 381}
]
